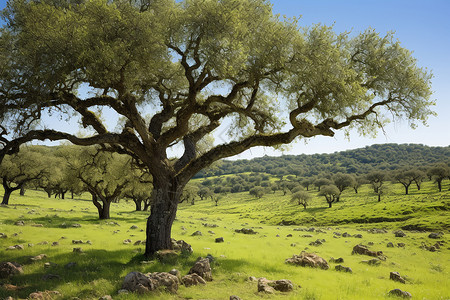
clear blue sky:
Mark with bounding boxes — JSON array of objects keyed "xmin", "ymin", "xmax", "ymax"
[{"xmin": 0, "ymin": 0, "xmax": 449, "ymax": 158}]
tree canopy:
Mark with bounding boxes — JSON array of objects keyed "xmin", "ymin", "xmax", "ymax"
[{"xmin": 0, "ymin": 0, "xmax": 435, "ymax": 255}]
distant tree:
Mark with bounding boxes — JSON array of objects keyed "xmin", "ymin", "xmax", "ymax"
[
  {"xmin": 332, "ymin": 173, "xmax": 355, "ymax": 201},
  {"xmin": 374, "ymin": 185, "xmax": 389, "ymax": 202},
  {"xmin": 351, "ymin": 175, "xmax": 367, "ymax": 193},
  {"xmin": 411, "ymin": 169, "xmax": 426, "ymax": 191},
  {"xmin": 314, "ymin": 178, "xmax": 332, "ymax": 191},
  {"xmin": 249, "ymin": 186, "xmax": 265, "ymax": 198},
  {"xmin": 393, "ymin": 169, "xmax": 418, "ymax": 195},
  {"xmin": 0, "ymin": 148, "xmax": 47, "ymax": 205},
  {"xmin": 428, "ymin": 164, "xmax": 449, "ymax": 192},
  {"xmin": 291, "ymin": 190, "xmax": 312, "ymax": 209},
  {"xmin": 300, "ymin": 178, "xmax": 314, "ymax": 191},
  {"xmin": 123, "ymin": 168, "xmax": 153, "ymax": 211},
  {"xmin": 366, "ymin": 171, "xmax": 387, "ymax": 193},
  {"xmin": 180, "ymin": 183, "xmax": 199, "ymax": 205},
  {"xmin": 197, "ymin": 187, "xmax": 213, "ymax": 200},
  {"xmin": 68, "ymin": 147, "xmax": 131, "ymax": 219},
  {"xmin": 318, "ymin": 185, "xmax": 340, "ymax": 208}
]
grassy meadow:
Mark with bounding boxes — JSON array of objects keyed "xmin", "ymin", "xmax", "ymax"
[{"xmin": 0, "ymin": 180, "xmax": 449, "ymax": 299}]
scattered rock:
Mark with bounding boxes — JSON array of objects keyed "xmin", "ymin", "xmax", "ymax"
[
  {"xmin": 360, "ymin": 259, "xmax": 381, "ymax": 266},
  {"xmin": 28, "ymin": 243, "xmax": 34, "ymax": 247},
  {"xmin": 397, "ymin": 243, "xmax": 406, "ymax": 248},
  {"xmin": 285, "ymin": 252, "xmax": 329, "ymax": 270},
  {"xmin": 202, "ymin": 223, "xmax": 218, "ymax": 228},
  {"xmin": 42, "ymin": 273, "xmax": 61, "ymax": 280},
  {"xmin": 15, "ymin": 220, "xmax": 25, "ymax": 226},
  {"xmin": 117, "ymin": 289, "xmax": 129, "ymax": 295},
  {"xmin": 394, "ymin": 230, "xmax": 406, "ymax": 237},
  {"xmin": 6, "ymin": 244, "xmax": 24, "ymax": 251},
  {"xmin": 44, "ymin": 262, "xmax": 58, "ymax": 269},
  {"xmin": 134, "ymin": 240, "xmax": 142, "ymax": 245},
  {"xmin": 130, "ymin": 225, "xmax": 138, "ymax": 229},
  {"xmin": 352, "ymin": 244, "xmax": 384, "ymax": 258},
  {"xmin": 123, "ymin": 239, "xmax": 132, "ymax": 244},
  {"xmin": 122, "ymin": 271, "xmax": 179, "ymax": 294},
  {"xmin": 191, "ymin": 231, "xmax": 203, "ymax": 236},
  {"xmin": 286, "ymin": 234, "xmax": 293, "ymax": 237},
  {"xmin": 215, "ymin": 237, "xmax": 224, "ymax": 243},
  {"xmin": 30, "ymin": 254, "xmax": 47, "ymax": 262},
  {"xmin": 309, "ymin": 239, "xmax": 325, "ymax": 246},
  {"xmin": 354, "ymin": 234, "xmax": 363, "ymax": 238},
  {"xmin": 230, "ymin": 296, "xmax": 241, "ymax": 300},
  {"xmin": 188, "ymin": 257, "xmax": 213, "ymax": 281},
  {"xmin": 387, "ymin": 242, "xmax": 394, "ymax": 248},
  {"xmin": 420, "ymin": 241, "xmax": 444, "ymax": 252},
  {"xmin": 388, "ymin": 289, "xmax": 412, "ymax": 298},
  {"xmin": 147, "ymin": 272, "xmax": 179, "ymax": 293},
  {"xmin": 72, "ymin": 223, "xmax": 82, "ymax": 228},
  {"xmin": 342, "ymin": 232, "xmax": 352, "ymax": 237},
  {"xmin": 171, "ymin": 239, "xmax": 193, "ymax": 253},
  {"xmin": 181, "ymin": 273, "xmax": 206, "ymax": 287},
  {"xmin": 428, "ymin": 232, "xmax": 443, "ymax": 239},
  {"xmin": 257, "ymin": 278, "xmax": 294, "ymax": 293},
  {"xmin": 0, "ymin": 232, "xmax": 7, "ymax": 238},
  {"xmin": 302, "ymin": 234, "xmax": 313, "ymax": 238},
  {"xmin": 208, "ymin": 230, "xmax": 215, "ymax": 234},
  {"xmin": 99, "ymin": 296, "xmax": 112, "ymax": 300},
  {"xmin": 28, "ymin": 290, "xmax": 61, "ymax": 299},
  {"xmin": 72, "ymin": 240, "xmax": 84, "ymax": 244},
  {"xmin": 52, "ymin": 242, "xmax": 59, "ymax": 246},
  {"xmin": 122, "ymin": 271, "xmax": 155, "ymax": 293},
  {"xmin": 0, "ymin": 262, "xmax": 23, "ymax": 278},
  {"xmin": 73, "ymin": 247, "xmax": 83, "ymax": 253},
  {"xmin": 329, "ymin": 257, "xmax": 344, "ymax": 263},
  {"xmin": 38, "ymin": 241, "xmax": 49, "ymax": 245},
  {"xmin": 390, "ymin": 272, "xmax": 406, "ymax": 284},
  {"xmin": 235, "ymin": 228, "xmax": 257, "ymax": 234},
  {"xmin": 335, "ymin": 265, "xmax": 352, "ymax": 273}
]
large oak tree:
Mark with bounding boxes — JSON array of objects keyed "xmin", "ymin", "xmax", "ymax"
[{"xmin": 0, "ymin": 0, "xmax": 434, "ymax": 256}]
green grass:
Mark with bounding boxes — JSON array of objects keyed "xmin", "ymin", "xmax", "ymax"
[{"xmin": 0, "ymin": 181, "xmax": 449, "ymax": 299}]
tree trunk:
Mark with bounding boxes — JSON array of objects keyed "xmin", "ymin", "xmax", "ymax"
[
  {"xmin": 1, "ymin": 189, "xmax": 12, "ymax": 205},
  {"xmin": 143, "ymin": 199, "xmax": 151, "ymax": 211},
  {"xmin": 437, "ymin": 180, "xmax": 442, "ymax": 192},
  {"xmin": 19, "ymin": 186, "xmax": 25, "ymax": 196},
  {"xmin": 134, "ymin": 198, "xmax": 142, "ymax": 211},
  {"xmin": 145, "ymin": 180, "xmax": 180, "ymax": 257},
  {"xmin": 405, "ymin": 185, "xmax": 409, "ymax": 195},
  {"xmin": 328, "ymin": 201, "xmax": 332, "ymax": 208},
  {"xmin": 378, "ymin": 194, "xmax": 381, "ymax": 202},
  {"xmin": 98, "ymin": 200, "xmax": 111, "ymax": 219}
]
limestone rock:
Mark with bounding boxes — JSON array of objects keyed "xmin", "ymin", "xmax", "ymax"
[
  {"xmin": 360, "ymin": 259, "xmax": 381, "ymax": 266},
  {"xmin": 257, "ymin": 277, "xmax": 294, "ymax": 293},
  {"xmin": 147, "ymin": 272, "xmax": 179, "ymax": 293},
  {"xmin": 0, "ymin": 262, "xmax": 23, "ymax": 278},
  {"xmin": 329, "ymin": 257, "xmax": 344, "ymax": 263},
  {"xmin": 235, "ymin": 228, "xmax": 257, "ymax": 234},
  {"xmin": 352, "ymin": 244, "xmax": 383, "ymax": 257},
  {"xmin": 171, "ymin": 239, "xmax": 193, "ymax": 253},
  {"xmin": 188, "ymin": 257, "xmax": 213, "ymax": 281},
  {"xmin": 215, "ymin": 237, "xmax": 224, "ymax": 243},
  {"xmin": 335, "ymin": 265, "xmax": 352, "ymax": 273},
  {"xmin": 155, "ymin": 249, "xmax": 179, "ymax": 261},
  {"xmin": 390, "ymin": 272, "xmax": 406, "ymax": 284},
  {"xmin": 285, "ymin": 252, "xmax": 329, "ymax": 270},
  {"xmin": 122, "ymin": 271, "xmax": 155, "ymax": 294},
  {"xmin": 387, "ymin": 242, "xmax": 394, "ymax": 248},
  {"xmin": 28, "ymin": 290, "xmax": 61, "ymax": 299},
  {"xmin": 388, "ymin": 289, "xmax": 412, "ymax": 298},
  {"xmin": 394, "ymin": 230, "xmax": 406, "ymax": 237},
  {"xmin": 30, "ymin": 254, "xmax": 47, "ymax": 262},
  {"xmin": 181, "ymin": 273, "xmax": 207, "ymax": 287},
  {"xmin": 428, "ymin": 232, "xmax": 443, "ymax": 239},
  {"xmin": 191, "ymin": 231, "xmax": 203, "ymax": 236},
  {"xmin": 230, "ymin": 296, "xmax": 241, "ymax": 300}
]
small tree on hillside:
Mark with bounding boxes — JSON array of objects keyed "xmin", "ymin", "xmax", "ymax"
[
  {"xmin": 333, "ymin": 173, "xmax": 355, "ymax": 201},
  {"xmin": 351, "ymin": 175, "xmax": 367, "ymax": 193},
  {"xmin": 393, "ymin": 169, "xmax": 417, "ymax": 195},
  {"xmin": 366, "ymin": 171, "xmax": 387, "ymax": 193},
  {"xmin": 0, "ymin": 148, "xmax": 47, "ymax": 205},
  {"xmin": 300, "ymin": 178, "xmax": 314, "ymax": 191},
  {"xmin": 249, "ymin": 186, "xmax": 265, "ymax": 198},
  {"xmin": 291, "ymin": 190, "xmax": 312, "ymax": 209},
  {"xmin": 411, "ymin": 169, "xmax": 426, "ymax": 191},
  {"xmin": 319, "ymin": 184, "xmax": 340, "ymax": 208},
  {"xmin": 314, "ymin": 178, "xmax": 332, "ymax": 191},
  {"xmin": 428, "ymin": 164, "xmax": 449, "ymax": 192}
]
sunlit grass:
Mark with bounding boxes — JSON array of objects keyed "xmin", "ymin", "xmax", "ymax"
[{"xmin": 0, "ymin": 181, "xmax": 449, "ymax": 299}]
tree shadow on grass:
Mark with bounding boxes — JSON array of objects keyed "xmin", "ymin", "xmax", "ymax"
[{"xmin": 0, "ymin": 248, "xmax": 200, "ymax": 299}]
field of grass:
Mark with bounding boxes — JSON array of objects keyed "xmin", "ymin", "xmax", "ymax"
[{"xmin": 0, "ymin": 180, "xmax": 449, "ymax": 299}]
